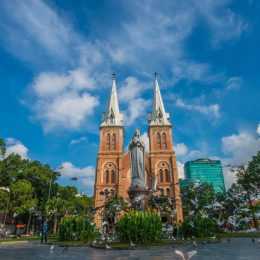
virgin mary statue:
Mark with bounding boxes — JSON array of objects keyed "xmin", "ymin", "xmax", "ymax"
[{"xmin": 128, "ymin": 129, "xmax": 146, "ymax": 189}]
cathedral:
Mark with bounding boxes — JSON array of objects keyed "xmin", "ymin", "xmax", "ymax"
[{"xmin": 93, "ymin": 74, "xmax": 183, "ymax": 227}]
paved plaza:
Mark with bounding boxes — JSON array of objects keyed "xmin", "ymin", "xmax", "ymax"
[{"xmin": 0, "ymin": 238, "xmax": 259, "ymax": 260}]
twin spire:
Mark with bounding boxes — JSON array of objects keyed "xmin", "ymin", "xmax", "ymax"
[
  {"xmin": 149, "ymin": 73, "xmax": 171, "ymax": 126},
  {"xmin": 101, "ymin": 73, "xmax": 123, "ymax": 126},
  {"xmin": 101, "ymin": 73, "xmax": 171, "ymax": 127}
]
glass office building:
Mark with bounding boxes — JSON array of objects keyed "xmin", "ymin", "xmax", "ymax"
[{"xmin": 184, "ymin": 158, "xmax": 225, "ymax": 193}]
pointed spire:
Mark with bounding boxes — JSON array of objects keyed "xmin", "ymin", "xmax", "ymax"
[
  {"xmin": 149, "ymin": 73, "xmax": 171, "ymax": 126},
  {"xmin": 101, "ymin": 73, "xmax": 123, "ymax": 126}
]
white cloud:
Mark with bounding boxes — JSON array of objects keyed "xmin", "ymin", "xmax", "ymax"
[
  {"xmin": 257, "ymin": 123, "xmax": 260, "ymax": 136},
  {"xmin": 222, "ymin": 131, "xmax": 260, "ymax": 165},
  {"xmin": 119, "ymin": 77, "xmax": 146, "ymax": 103},
  {"xmin": 33, "ymin": 69, "xmax": 96, "ymax": 98},
  {"xmin": 140, "ymin": 132, "xmax": 150, "ymax": 152},
  {"xmin": 175, "ymin": 97, "xmax": 220, "ymax": 119},
  {"xmin": 123, "ymin": 98, "xmax": 150, "ymax": 126},
  {"xmin": 222, "ymin": 163, "xmax": 237, "ymax": 190},
  {"xmin": 118, "ymin": 77, "xmax": 151, "ymax": 126},
  {"xmin": 0, "ymin": 0, "xmax": 246, "ymax": 133},
  {"xmin": 59, "ymin": 162, "xmax": 95, "ymax": 178},
  {"xmin": 175, "ymin": 143, "xmax": 188, "ymax": 157},
  {"xmin": 177, "ymin": 161, "xmax": 185, "ymax": 179},
  {"xmin": 172, "ymin": 61, "xmax": 222, "ymax": 85},
  {"xmin": 0, "ymin": 0, "xmax": 78, "ymax": 64},
  {"xmin": 174, "ymin": 141, "xmax": 206, "ymax": 162},
  {"xmin": 34, "ymin": 90, "xmax": 99, "ymax": 132},
  {"xmin": 5, "ymin": 138, "xmax": 29, "ymax": 159},
  {"xmin": 107, "ymin": 0, "xmax": 245, "ymax": 83},
  {"xmin": 29, "ymin": 66, "xmax": 100, "ymax": 132},
  {"xmin": 226, "ymin": 77, "xmax": 242, "ymax": 91},
  {"xmin": 221, "ymin": 128, "xmax": 260, "ymax": 188},
  {"xmin": 70, "ymin": 137, "xmax": 87, "ymax": 145},
  {"xmin": 59, "ymin": 162, "xmax": 95, "ymax": 194},
  {"xmin": 193, "ymin": 0, "xmax": 247, "ymax": 45}
]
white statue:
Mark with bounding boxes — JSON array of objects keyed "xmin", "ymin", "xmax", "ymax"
[{"xmin": 129, "ymin": 129, "xmax": 146, "ymax": 189}]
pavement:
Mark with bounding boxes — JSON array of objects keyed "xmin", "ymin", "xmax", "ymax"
[{"xmin": 0, "ymin": 238, "xmax": 259, "ymax": 259}]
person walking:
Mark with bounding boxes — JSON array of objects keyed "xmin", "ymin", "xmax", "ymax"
[{"xmin": 41, "ymin": 220, "xmax": 48, "ymax": 243}]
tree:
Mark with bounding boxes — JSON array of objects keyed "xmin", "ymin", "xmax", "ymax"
[
  {"xmin": 10, "ymin": 180, "xmax": 37, "ymax": 233},
  {"xmin": 45, "ymin": 197, "xmax": 66, "ymax": 234},
  {"xmin": 0, "ymin": 135, "xmax": 95, "ymax": 235},
  {"xmin": 102, "ymin": 195, "xmax": 128, "ymax": 236},
  {"xmin": 181, "ymin": 182, "xmax": 220, "ymax": 237},
  {"xmin": 0, "ymin": 189, "xmax": 9, "ymax": 213},
  {"xmin": 233, "ymin": 152, "xmax": 260, "ymax": 230},
  {"xmin": 0, "ymin": 188, "xmax": 10, "ymax": 225},
  {"xmin": 19, "ymin": 160, "xmax": 59, "ymax": 212},
  {"xmin": 218, "ymin": 183, "xmax": 251, "ymax": 231},
  {"xmin": 45, "ymin": 186, "xmax": 93, "ymax": 234},
  {"xmin": 0, "ymin": 154, "xmax": 27, "ymax": 187},
  {"xmin": 0, "ymin": 138, "xmax": 6, "ymax": 158},
  {"xmin": 10, "ymin": 180, "xmax": 37, "ymax": 215}
]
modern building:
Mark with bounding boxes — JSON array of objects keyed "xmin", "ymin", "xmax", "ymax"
[
  {"xmin": 93, "ymin": 73, "xmax": 183, "ymax": 227},
  {"xmin": 184, "ymin": 158, "xmax": 225, "ymax": 193}
]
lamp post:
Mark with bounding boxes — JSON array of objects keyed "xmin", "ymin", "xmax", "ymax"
[{"xmin": 47, "ymin": 175, "xmax": 53, "ymax": 202}]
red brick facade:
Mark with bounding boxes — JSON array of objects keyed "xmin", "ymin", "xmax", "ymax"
[
  {"xmin": 93, "ymin": 124, "xmax": 183, "ymax": 227},
  {"xmin": 93, "ymin": 75, "xmax": 183, "ymax": 227}
]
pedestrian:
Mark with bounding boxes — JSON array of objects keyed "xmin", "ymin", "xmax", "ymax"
[{"xmin": 41, "ymin": 220, "xmax": 48, "ymax": 243}]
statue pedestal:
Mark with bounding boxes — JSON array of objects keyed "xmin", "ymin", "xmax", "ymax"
[{"xmin": 128, "ymin": 186, "xmax": 151, "ymax": 211}]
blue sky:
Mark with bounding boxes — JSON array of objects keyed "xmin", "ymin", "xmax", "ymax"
[{"xmin": 0, "ymin": 0, "xmax": 260, "ymax": 195}]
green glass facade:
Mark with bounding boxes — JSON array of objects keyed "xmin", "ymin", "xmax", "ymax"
[{"xmin": 184, "ymin": 158, "xmax": 225, "ymax": 193}]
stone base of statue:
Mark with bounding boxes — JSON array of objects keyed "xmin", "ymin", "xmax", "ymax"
[{"xmin": 128, "ymin": 184, "xmax": 150, "ymax": 211}]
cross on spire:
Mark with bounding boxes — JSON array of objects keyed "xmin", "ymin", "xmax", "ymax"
[
  {"xmin": 149, "ymin": 73, "xmax": 171, "ymax": 126},
  {"xmin": 101, "ymin": 73, "xmax": 123, "ymax": 126}
]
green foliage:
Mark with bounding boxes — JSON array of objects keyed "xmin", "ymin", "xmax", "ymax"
[
  {"xmin": 230, "ymin": 152, "xmax": 260, "ymax": 230},
  {"xmin": 116, "ymin": 210, "xmax": 162, "ymax": 244},
  {"xmin": 241, "ymin": 151, "xmax": 260, "ymax": 194},
  {"xmin": 58, "ymin": 216, "xmax": 98, "ymax": 242},
  {"xmin": 0, "ymin": 189, "xmax": 9, "ymax": 213},
  {"xmin": 104, "ymin": 196, "xmax": 127, "ymax": 224},
  {"xmin": 0, "ymin": 154, "xmax": 59, "ymax": 211},
  {"xmin": 181, "ymin": 216, "xmax": 218, "ymax": 238},
  {"xmin": 10, "ymin": 180, "xmax": 37, "ymax": 215},
  {"xmin": 148, "ymin": 195, "xmax": 174, "ymax": 214},
  {"xmin": 0, "ymin": 138, "xmax": 6, "ymax": 158},
  {"xmin": 181, "ymin": 182, "xmax": 216, "ymax": 216},
  {"xmin": 46, "ymin": 187, "xmax": 93, "ymax": 217},
  {"xmin": 180, "ymin": 182, "xmax": 222, "ymax": 238}
]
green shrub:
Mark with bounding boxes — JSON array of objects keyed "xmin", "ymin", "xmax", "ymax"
[
  {"xmin": 58, "ymin": 216, "xmax": 98, "ymax": 242},
  {"xmin": 116, "ymin": 210, "xmax": 162, "ymax": 244},
  {"xmin": 180, "ymin": 216, "xmax": 219, "ymax": 238}
]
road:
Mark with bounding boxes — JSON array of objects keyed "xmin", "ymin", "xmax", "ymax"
[{"xmin": 0, "ymin": 238, "xmax": 259, "ymax": 259}]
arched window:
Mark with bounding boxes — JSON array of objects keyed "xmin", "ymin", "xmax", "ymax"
[
  {"xmin": 156, "ymin": 132, "xmax": 161, "ymax": 149},
  {"xmin": 111, "ymin": 170, "xmax": 116, "ymax": 184},
  {"xmin": 157, "ymin": 161, "xmax": 170, "ymax": 184},
  {"xmin": 106, "ymin": 133, "xmax": 111, "ymax": 150},
  {"xmin": 165, "ymin": 169, "xmax": 170, "ymax": 182},
  {"xmin": 166, "ymin": 188, "xmax": 170, "ymax": 196},
  {"xmin": 103, "ymin": 162, "xmax": 117, "ymax": 185},
  {"xmin": 112, "ymin": 133, "xmax": 116, "ymax": 150},
  {"xmin": 160, "ymin": 189, "xmax": 164, "ymax": 196},
  {"xmin": 162, "ymin": 133, "xmax": 167, "ymax": 149},
  {"xmin": 105, "ymin": 170, "xmax": 110, "ymax": 184},
  {"xmin": 159, "ymin": 169, "xmax": 164, "ymax": 183}
]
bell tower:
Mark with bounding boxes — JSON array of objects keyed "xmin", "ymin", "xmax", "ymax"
[
  {"xmin": 148, "ymin": 73, "xmax": 183, "ymax": 223},
  {"xmin": 94, "ymin": 74, "xmax": 124, "ymax": 227}
]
